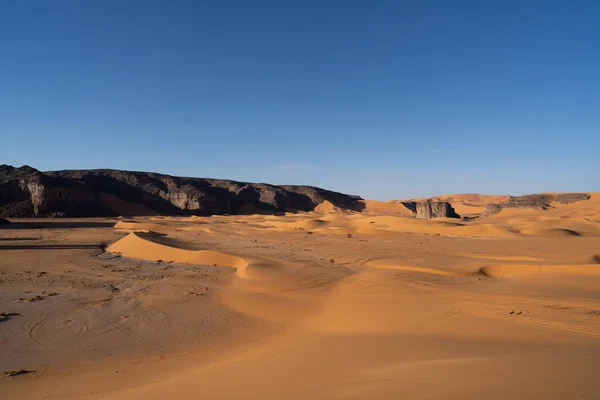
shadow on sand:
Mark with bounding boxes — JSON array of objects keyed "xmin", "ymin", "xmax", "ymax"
[
  {"xmin": 0, "ymin": 237, "xmax": 41, "ymax": 241},
  {"xmin": 0, "ymin": 244, "xmax": 106, "ymax": 250},
  {"xmin": 0, "ymin": 221, "xmax": 115, "ymax": 230}
]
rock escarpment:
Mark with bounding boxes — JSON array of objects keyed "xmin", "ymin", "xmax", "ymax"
[
  {"xmin": 553, "ymin": 193, "xmax": 591, "ymax": 204},
  {"xmin": 484, "ymin": 193, "xmax": 590, "ymax": 215},
  {"xmin": 415, "ymin": 200, "xmax": 460, "ymax": 219},
  {"xmin": 0, "ymin": 165, "xmax": 363, "ymax": 217}
]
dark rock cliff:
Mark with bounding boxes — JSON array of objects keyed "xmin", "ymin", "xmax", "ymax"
[
  {"xmin": 0, "ymin": 165, "xmax": 363, "ymax": 217},
  {"xmin": 415, "ymin": 200, "xmax": 460, "ymax": 219}
]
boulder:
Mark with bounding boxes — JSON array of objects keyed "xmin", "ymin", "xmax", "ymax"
[{"xmin": 416, "ymin": 200, "xmax": 460, "ymax": 219}]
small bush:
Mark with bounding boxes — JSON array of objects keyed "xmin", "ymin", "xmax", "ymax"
[
  {"xmin": 329, "ymin": 258, "xmax": 335, "ymax": 264},
  {"xmin": 346, "ymin": 233, "xmax": 352, "ymax": 238}
]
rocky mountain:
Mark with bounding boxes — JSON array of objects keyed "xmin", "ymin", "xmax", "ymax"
[{"xmin": 0, "ymin": 165, "xmax": 363, "ymax": 217}]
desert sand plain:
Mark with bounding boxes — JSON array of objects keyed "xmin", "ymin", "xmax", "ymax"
[{"xmin": 1, "ymin": 194, "xmax": 600, "ymax": 399}]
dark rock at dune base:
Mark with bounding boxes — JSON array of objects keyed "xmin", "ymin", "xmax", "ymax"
[
  {"xmin": 0, "ymin": 165, "xmax": 363, "ymax": 218},
  {"xmin": 484, "ymin": 193, "xmax": 591, "ymax": 216},
  {"xmin": 416, "ymin": 200, "xmax": 460, "ymax": 219}
]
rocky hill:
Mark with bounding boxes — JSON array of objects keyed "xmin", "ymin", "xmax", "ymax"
[
  {"xmin": 484, "ymin": 193, "xmax": 591, "ymax": 215},
  {"xmin": 0, "ymin": 165, "xmax": 363, "ymax": 217}
]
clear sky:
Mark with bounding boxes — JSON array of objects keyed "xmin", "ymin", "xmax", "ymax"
[{"xmin": 1, "ymin": 1, "xmax": 598, "ymax": 200}]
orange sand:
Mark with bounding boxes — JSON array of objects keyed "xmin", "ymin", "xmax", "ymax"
[{"xmin": 1, "ymin": 192, "xmax": 600, "ymax": 399}]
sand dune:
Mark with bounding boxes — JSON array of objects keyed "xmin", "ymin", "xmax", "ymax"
[
  {"xmin": 2, "ymin": 194, "xmax": 600, "ymax": 400},
  {"xmin": 456, "ymin": 252, "xmax": 541, "ymax": 261},
  {"xmin": 250, "ymin": 207, "xmax": 600, "ymax": 239},
  {"xmin": 479, "ymin": 264, "xmax": 600, "ymax": 278},
  {"xmin": 359, "ymin": 200, "xmax": 414, "ymax": 215},
  {"xmin": 362, "ymin": 260, "xmax": 460, "ymax": 276},
  {"xmin": 490, "ymin": 210, "xmax": 600, "ymax": 237},
  {"xmin": 108, "ymin": 232, "xmax": 250, "ymax": 277},
  {"xmin": 359, "ymin": 257, "xmax": 598, "ymax": 279},
  {"xmin": 448, "ymin": 202, "xmax": 488, "ymax": 216},
  {"xmin": 518, "ymin": 217, "xmax": 599, "ymax": 228},
  {"xmin": 113, "ymin": 220, "xmax": 170, "ymax": 233},
  {"xmin": 352, "ymin": 216, "xmax": 518, "ymax": 238},
  {"xmin": 314, "ymin": 200, "xmax": 348, "ymax": 214}
]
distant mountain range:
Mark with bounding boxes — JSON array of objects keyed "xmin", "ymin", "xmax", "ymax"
[{"xmin": 1, "ymin": 165, "xmax": 592, "ymax": 219}]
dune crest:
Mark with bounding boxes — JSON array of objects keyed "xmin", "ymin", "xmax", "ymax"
[
  {"xmin": 107, "ymin": 232, "xmax": 250, "ymax": 277},
  {"xmin": 113, "ymin": 220, "xmax": 170, "ymax": 232},
  {"xmin": 360, "ymin": 200, "xmax": 414, "ymax": 215},
  {"xmin": 479, "ymin": 264, "xmax": 600, "ymax": 278},
  {"xmin": 314, "ymin": 200, "xmax": 346, "ymax": 214}
]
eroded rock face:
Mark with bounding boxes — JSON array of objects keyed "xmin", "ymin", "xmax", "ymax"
[
  {"xmin": 553, "ymin": 193, "xmax": 591, "ymax": 204},
  {"xmin": 26, "ymin": 180, "xmax": 46, "ymax": 216},
  {"xmin": 484, "ymin": 193, "xmax": 591, "ymax": 215},
  {"xmin": 416, "ymin": 200, "xmax": 460, "ymax": 219},
  {"xmin": 161, "ymin": 191, "xmax": 202, "ymax": 211},
  {"xmin": 0, "ymin": 165, "xmax": 363, "ymax": 217}
]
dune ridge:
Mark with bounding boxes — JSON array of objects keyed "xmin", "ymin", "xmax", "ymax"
[
  {"xmin": 107, "ymin": 232, "xmax": 250, "ymax": 277},
  {"xmin": 113, "ymin": 220, "xmax": 169, "ymax": 232},
  {"xmin": 479, "ymin": 264, "xmax": 600, "ymax": 278}
]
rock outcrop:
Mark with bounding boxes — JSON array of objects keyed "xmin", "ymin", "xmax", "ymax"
[
  {"xmin": 553, "ymin": 193, "xmax": 591, "ymax": 204},
  {"xmin": 0, "ymin": 165, "xmax": 363, "ymax": 217},
  {"xmin": 415, "ymin": 200, "xmax": 460, "ymax": 219},
  {"xmin": 484, "ymin": 193, "xmax": 591, "ymax": 215}
]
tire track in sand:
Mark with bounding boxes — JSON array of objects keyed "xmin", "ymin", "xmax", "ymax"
[{"xmin": 30, "ymin": 252, "xmax": 172, "ymax": 354}]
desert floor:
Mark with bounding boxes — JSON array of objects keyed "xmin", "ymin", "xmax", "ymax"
[{"xmin": 1, "ymin": 195, "xmax": 600, "ymax": 399}]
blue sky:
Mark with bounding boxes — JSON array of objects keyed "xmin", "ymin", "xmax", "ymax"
[{"xmin": 1, "ymin": 0, "xmax": 598, "ymax": 200}]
